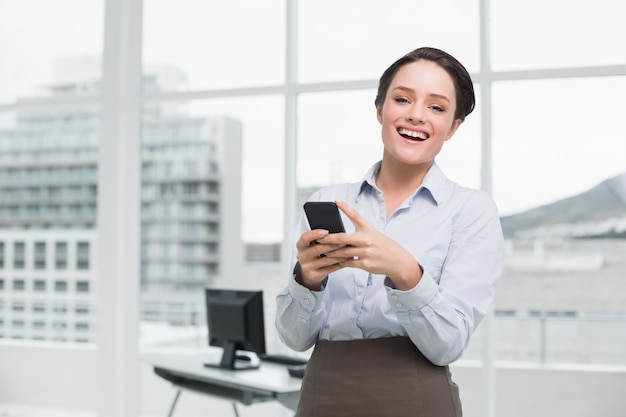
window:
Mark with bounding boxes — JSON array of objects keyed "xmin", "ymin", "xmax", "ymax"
[
  {"xmin": 490, "ymin": 0, "xmax": 626, "ymax": 71},
  {"xmin": 143, "ymin": 0, "xmax": 284, "ymax": 91},
  {"xmin": 52, "ymin": 321, "xmax": 67, "ymax": 330},
  {"xmin": 13, "ymin": 242, "xmax": 26, "ymax": 269},
  {"xmin": 12, "ymin": 301, "xmax": 25, "ymax": 312},
  {"xmin": 52, "ymin": 303, "xmax": 67, "ymax": 314},
  {"xmin": 75, "ymin": 322, "xmax": 90, "ymax": 332},
  {"xmin": 76, "ymin": 241, "xmax": 90, "ymax": 270},
  {"xmin": 32, "ymin": 301, "xmax": 46, "ymax": 313},
  {"xmin": 493, "ymin": 78, "xmax": 625, "ymax": 217},
  {"xmin": 0, "ymin": 242, "xmax": 4, "ymax": 268},
  {"xmin": 12, "ymin": 279, "xmax": 25, "ymax": 291},
  {"xmin": 75, "ymin": 303, "xmax": 90, "ymax": 315},
  {"xmin": 55, "ymin": 242, "xmax": 68, "ymax": 270},
  {"xmin": 76, "ymin": 281, "xmax": 90, "ymax": 293},
  {"xmin": 33, "ymin": 280, "xmax": 46, "ymax": 292},
  {"xmin": 54, "ymin": 280, "xmax": 67, "ymax": 293},
  {"xmin": 297, "ymin": 0, "xmax": 478, "ymax": 83},
  {"xmin": 34, "ymin": 241, "xmax": 46, "ymax": 269}
]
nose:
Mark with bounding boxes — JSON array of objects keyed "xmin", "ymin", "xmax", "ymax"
[{"xmin": 406, "ymin": 103, "xmax": 425, "ymax": 123}]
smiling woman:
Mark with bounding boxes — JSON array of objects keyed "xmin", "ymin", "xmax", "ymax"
[{"xmin": 276, "ymin": 47, "xmax": 504, "ymax": 417}]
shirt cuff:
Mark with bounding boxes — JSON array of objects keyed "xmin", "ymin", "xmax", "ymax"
[
  {"xmin": 385, "ymin": 269, "xmax": 439, "ymax": 310},
  {"xmin": 288, "ymin": 264, "xmax": 326, "ymax": 313}
]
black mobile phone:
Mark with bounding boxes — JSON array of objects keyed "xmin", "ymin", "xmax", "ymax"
[{"xmin": 303, "ymin": 201, "xmax": 346, "ymax": 233}]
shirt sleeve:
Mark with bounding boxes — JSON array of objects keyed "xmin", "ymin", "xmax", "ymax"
[
  {"xmin": 386, "ymin": 192, "xmax": 504, "ymax": 366},
  {"xmin": 274, "ymin": 212, "xmax": 327, "ymax": 352},
  {"xmin": 275, "ymin": 269, "xmax": 327, "ymax": 351}
]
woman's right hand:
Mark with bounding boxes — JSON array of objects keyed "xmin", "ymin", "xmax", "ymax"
[{"xmin": 295, "ymin": 229, "xmax": 350, "ymax": 290}]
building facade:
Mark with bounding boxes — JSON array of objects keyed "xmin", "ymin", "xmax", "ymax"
[{"xmin": 0, "ymin": 62, "xmax": 243, "ymax": 342}]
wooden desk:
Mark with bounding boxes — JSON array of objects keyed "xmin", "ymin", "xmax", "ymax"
[{"xmin": 146, "ymin": 351, "xmax": 302, "ymax": 416}]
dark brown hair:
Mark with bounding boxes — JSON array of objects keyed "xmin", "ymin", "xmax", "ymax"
[{"xmin": 374, "ymin": 47, "xmax": 475, "ymax": 122}]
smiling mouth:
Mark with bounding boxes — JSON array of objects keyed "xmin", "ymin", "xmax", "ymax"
[{"xmin": 398, "ymin": 128, "xmax": 428, "ymax": 141}]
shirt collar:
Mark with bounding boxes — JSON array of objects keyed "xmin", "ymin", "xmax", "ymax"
[{"xmin": 358, "ymin": 161, "xmax": 446, "ymax": 206}]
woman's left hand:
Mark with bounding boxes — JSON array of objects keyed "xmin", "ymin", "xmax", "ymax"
[{"xmin": 316, "ymin": 199, "xmax": 424, "ymax": 290}]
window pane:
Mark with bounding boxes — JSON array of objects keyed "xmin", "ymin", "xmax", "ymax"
[
  {"xmin": 34, "ymin": 242, "xmax": 46, "ymax": 269},
  {"xmin": 55, "ymin": 242, "xmax": 68, "ymax": 270},
  {"xmin": 76, "ymin": 281, "xmax": 90, "ymax": 293},
  {"xmin": 493, "ymin": 77, "xmax": 626, "ymax": 216},
  {"xmin": 491, "ymin": 0, "xmax": 626, "ymax": 71},
  {"xmin": 298, "ymin": 90, "xmax": 382, "ymax": 190},
  {"xmin": 54, "ymin": 281, "xmax": 68, "ymax": 293},
  {"xmin": 181, "ymin": 97, "xmax": 284, "ymax": 244},
  {"xmin": 493, "ymin": 77, "xmax": 626, "ymax": 366},
  {"xmin": 298, "ymin": 0, "xmax": 479, "ymax": 83},
  {"xmin": 0, "ymin": 0, "xmax": 103, "ymax": 103},
  {"xmin": 143, "ymin": 0, "xmax": 285, "ymax": 91},
  {"xmin": 140, "ymin": 96, "xmax": 284, "ymax": 324}
]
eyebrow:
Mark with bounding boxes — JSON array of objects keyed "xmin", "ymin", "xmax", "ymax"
[{"xmin": 392, "ymin": 86, "xmax": 451, "ymax": 103}]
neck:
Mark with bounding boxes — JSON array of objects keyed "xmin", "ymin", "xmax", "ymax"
[
  {"xmin": 376, "ymin": 158, "xmax": 433, "ymax": 194},
  {"xmin": 376, "ymin": 158, "xmax": 433, "ymax": 217}
]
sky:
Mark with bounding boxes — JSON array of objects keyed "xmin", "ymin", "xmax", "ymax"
[{"xmin": 1, "ymin": 0, "xmax": 625, "ymax": 242}]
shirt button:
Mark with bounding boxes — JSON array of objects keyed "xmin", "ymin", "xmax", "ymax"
[
  {"xmin": 396, "ymin": 303, "xmax": 403, "ymax": 308},
  {"xmin": 304, "ymin": 298, "xmax": 310, "ymax": 305}
]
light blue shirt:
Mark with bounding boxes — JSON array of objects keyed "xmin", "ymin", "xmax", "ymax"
[{"xmin": 275, "ymin": 162, "xmax": 504, "ymax": 366}]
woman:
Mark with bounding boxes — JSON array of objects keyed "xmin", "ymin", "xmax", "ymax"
[{"xmin": 275, "ymin": 47, "xmax": 504, "ymax": 417}]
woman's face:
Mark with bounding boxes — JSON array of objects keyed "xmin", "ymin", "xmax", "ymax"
[{"xmin": 377, "ymin": 59, "xmax": 461, "ymax": 169}]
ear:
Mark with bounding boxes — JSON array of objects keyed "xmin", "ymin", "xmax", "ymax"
[
  {"xmin": 376, "ymin": 105, "xmax": 383, "ymax": 125},
  {"xmin": 445, "ymin": 119, "xmax": 462, "ymax": 141}
]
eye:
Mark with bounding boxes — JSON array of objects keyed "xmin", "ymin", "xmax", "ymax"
[
  {"xmin": 430, "ymin": 104, "xmax": 445, "ymax": 112},
  {"xmin": 394, "ymin": 97, "xmax": 410, "ymax": 104}
]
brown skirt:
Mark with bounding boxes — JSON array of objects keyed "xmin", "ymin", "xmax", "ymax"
[{"xmin": 295, "ymin": 337, "xmax": 462, "ymax": 417}]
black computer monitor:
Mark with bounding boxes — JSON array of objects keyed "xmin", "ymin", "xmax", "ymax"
[{"xmin": 204, "ymin": 288, "xmax": 266, "ymax": 370}]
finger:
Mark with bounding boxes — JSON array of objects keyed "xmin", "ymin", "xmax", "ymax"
[
  {"xmin": 296, "ymin": 229, "xmax": 329, "ymax": 251},
  {"xmin": 335, "ymin": 199, "xmax": 369, "ymax": 230},
  {"xmin": 318, "ymin": 243, "xmax": 351, "ymax": 257}
]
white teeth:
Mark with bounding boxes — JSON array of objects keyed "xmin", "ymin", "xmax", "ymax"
[{"xmin": 398, "ymin": 128, "xmax": 428, "ymax": 140}]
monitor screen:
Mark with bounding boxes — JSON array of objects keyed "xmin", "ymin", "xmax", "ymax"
[{"xmin": 204, "ymin": 288, "xmax": 266, "ymax": 370}]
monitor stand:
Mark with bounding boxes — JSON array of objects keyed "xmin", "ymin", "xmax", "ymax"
[{"xmin": 203, "ymin": 342, "xmax": 260, "ymax": 371}]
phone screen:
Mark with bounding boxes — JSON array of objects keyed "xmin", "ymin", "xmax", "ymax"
[{"xmin": 303, "ymin": 202, "xmax": 345, "ymax": 233}]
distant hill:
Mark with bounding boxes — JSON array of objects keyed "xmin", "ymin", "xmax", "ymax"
[{"xmin": 500, "ymin": 172, "xmax": 626, "ymax": 239}]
